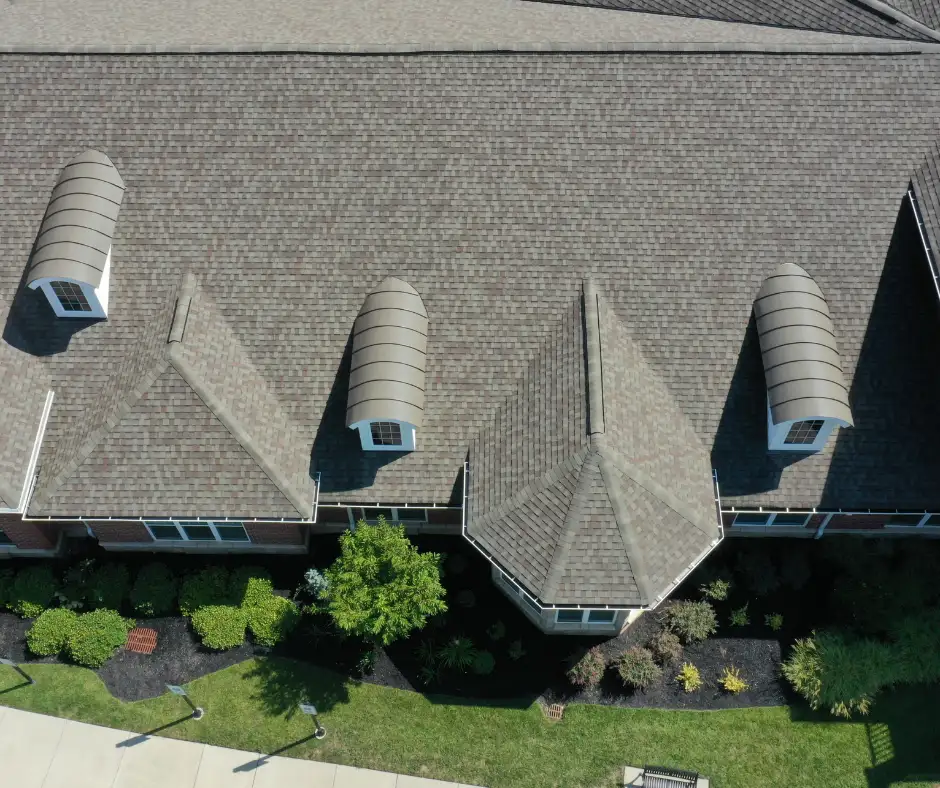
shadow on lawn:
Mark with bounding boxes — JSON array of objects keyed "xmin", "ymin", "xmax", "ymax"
[
  {"xmin": 788, "ymin": 685, "xmax": 940, "ymax": 788},
  {"xmin": 243, "ymin": 657, "xmax": 351, "ymax": 719}
]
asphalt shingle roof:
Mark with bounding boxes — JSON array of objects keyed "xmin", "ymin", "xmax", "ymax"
[
  {"xmin": 891, "ymin": 0, "xmax": 940, "ymax": 31},
  {"xmin": 1, "ymin": 54, "xmax": 940, "ymax": 519},
  {"xmin": 528, "ymin": 0, "xmax": 935, "ymax": 40}
]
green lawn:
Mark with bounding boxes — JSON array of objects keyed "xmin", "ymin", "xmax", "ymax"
[{"xmin": 0, "ymin": 657, "xmax": 937, "ymax": 788}]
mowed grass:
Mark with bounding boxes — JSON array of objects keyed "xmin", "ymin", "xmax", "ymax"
[{"xmin": 0, "ymin": 657, "xmax": 937, "ymax": 788}]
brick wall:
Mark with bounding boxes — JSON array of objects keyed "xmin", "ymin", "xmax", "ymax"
[
  {"xmin": 427, "ymin": 508, "xmax": 462, "ymax": 526},
  {"xmin": 826, "ymin": 514, "xmax": 888, "ymax": 530},
  {"xmin": 87, "ymin": 520, "xmax": 153, "ymax": 543},
  {"xmin": 0, "ymin": 514, "xmax": 64, "ymax": 550},
  {"xmin": 244, "ymin": 521, "xmax": 308, "ymax": 545}
]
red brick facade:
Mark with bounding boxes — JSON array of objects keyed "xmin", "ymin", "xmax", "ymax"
[
  {"xmin": 825, "ymin": 514, "xmax": 889, "ymax": 530},
  {"xmin": 427, "ymin": 508, "xmax": 462, "ymax": 526},
  {"xmin": 0, "ymin": 514, "xmax": 65, "ymax": 550},
  {"xmin": 244, "ymin": 521, "xmax": 308, "ymax": 545},
  {"xmin": 87, "ymin": 520, "xmax": 153, "ymax": 543}
]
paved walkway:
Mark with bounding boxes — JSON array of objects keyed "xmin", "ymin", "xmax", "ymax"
[{"xmin": 0, "ymin": 706, "xmax": 481, "ymax": 788}]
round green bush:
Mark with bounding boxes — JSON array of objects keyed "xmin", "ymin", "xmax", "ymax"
[
  {"xmin": 240, "ymin": 576, "xmax": 275, "ymax": 610},
  {"xmin": 66, "ymin": 609, "xmax": 135, "ymax": 668},
  {"xmin": 130, "ymin": 563, "xmax": 179, "ymax": 617},
  {"xmin": 662, "ymin": 600, "xmax": 718, "ymax": 643},
  {"xmin": 247, "ymin": 595, "xmax": 300, "ymax": 647},
  {"xmin": 87, "ymin": 564, "xmax": 130, "ymax": 611},
  {"xmin": 471, "ymin": 649, "xmax": 496, "ymax": 676},
  {"xmin": 567, "ymin": 646, "xmax": 606, "ymax": 688},
  {"xmin": 179, "ymin": 567, "xmax": 231, "ymax": 616},
  {"xmin": 26, "ymin": 608, "xmax": 78, "ymax": 656},
  {"xmin": 191, "ymin": 605, "xmax": 247, "ymax": 650},
  {"xmin": 12, "ymin": 565, "xmax": 58, "ymax": 618},
  {"xmin": 617, "ymin": 647, "xmax": 662, "ymax": 690},
  {"xmin": 647, "ymin": 629, "xmax": 683, "ymax": 665},
  {"xmin": 230, "ymin": 566, "xmax": 272, "ymax": 606}
]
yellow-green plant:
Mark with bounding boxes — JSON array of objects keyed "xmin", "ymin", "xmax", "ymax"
[
  {"xmin": 676, "ymin": 662, "xmax": 702, "ymax": 692},
  {"xmin": 765, "ymin": 612, "xmax": 784, "ymax": 631},
  {"xmin": 720, "ymin": 666, "xmax": 749, "ymax": 694}
]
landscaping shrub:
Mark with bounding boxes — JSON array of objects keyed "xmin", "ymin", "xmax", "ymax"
[
  {"xmin": 662, "ymin": 600, "xmax": 717, "ymax": 643},
  {"xmin": 471, "ymin": 650, "xmax": 496, "ymax": 676},
  {"xmin": 439, "ymin": 636, "xmax": 477, "ymax": 671},
  {"xmin": 647, "ymin": 629, "xmax": 683, "ymax": 665},
  {"xmin": 0, "ymin": 568, "xmax": 13, "ymax": 609},
  {"xmin": 57, "ymin": 559, "xmax": 95, "ymax": 610},
  {"xmin": 719, "ymin": 666, "xmax": 749, "ymax": 694},
  {"xmin": 324, "ymin": 518, "xmax": 447, "ymax": 646},
  {"xmin": 567, "ymin": 646, "xmax": 606, "ymax": 688},
  {"xmin": 456, "ymin": 589, "xmax": 476, "ymax": 608},
  {"xmin": 892, "ymin": 611, "xmax": 940, "ymax": 684},
  {"xmin": 66, "ymin": 609, "xmax": 135, "ymax": 668},
  {"xmin": 729, "ymin": 604, "xmax": 750, "ymax": 627},
  {"xmin": 508, "ymin": 639, "xmax": 526, "ymax": 661},
  {"xmin": 699, "ymin": 577, "xmax": 731, "ymax": 602},
  {"xmin": 247, "ymin": 594, "xmax": 300, "ymax": 646},
  {"xmin": 301, "ymin": 568, "xmax": 329, "ymax": 601},
  {"xmin": 617, "ymin": 647, "xmax": 662, "ymax": 690},
  {"xmin": 486, "ymin": 620, "xmax": 506, "ymax": 641},
  {"xmin": 26, "ymin": 608, "xmax": 78, "ymax": 656},
  {"xmin": 87, "ymin": 564, "xmax": 130, "ymax": 611},
  {"xmin": 11, "ymin": 565, "xmax": 57, "ymax": 618},
  {"xmin": 230, "ymin": 567, "xmax": 271, "ymax": 607},
  {"xmin": 357, "ymin": 648, "xmax": 377, "ymax": 676},
  {"xmin": 676, "ymin": 662, "xmax": 702, "ymax": 692},
  {"xmin": 765, "ymin": 613, "xmax": 784, "ymax": 631},
  {"xmin": 130, "ymin": 563, "xmax": 178, "ymax": 617},
  {"xmin": 179, "ymin": 567, "xmax": 231, "ymax": 616},
  {"xmin": 191, "ymin": 605, "xmax": 247, "ymax": 650}
]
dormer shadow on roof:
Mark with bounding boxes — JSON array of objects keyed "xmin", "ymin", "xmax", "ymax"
[
  {"xmin": 466, "ymin": 279, "xmax": 721, "ymax": 610},
  {"xmin": 28, "ymin": 273, "xmax": 313, "ymax": 518},
  {"xmin": 754, "ymin": 263, "xmax": 853, "ymax": 453}
]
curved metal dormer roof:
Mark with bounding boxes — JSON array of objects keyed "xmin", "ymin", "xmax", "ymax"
[
  {"xmin": 754, "ymin": 263, "xmax": 853, "ymax": 427},
  {"xmin": 346, "ymin": 277, "xmax": 428, "ymax": 429},
  {"xmin": 26, "ymin": 150, "xmax": 125, "ymax": 289}
]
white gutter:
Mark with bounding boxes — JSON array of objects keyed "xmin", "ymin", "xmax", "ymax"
[
  {"xmin": 909, "ymin": 188, "xmax": 940, "ymax": 304},
  {"xmin": 0, "ymin": 390, "xmax": 55, "ymax": 515}
]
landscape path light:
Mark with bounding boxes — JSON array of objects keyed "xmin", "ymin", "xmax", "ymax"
[
  {"xmin": 166, "ymin": 683, "xmax": 204, "ymax": 720},
  {"xmin": 299, "ymin": 702, "xmax": 326, "ymax": 739}
]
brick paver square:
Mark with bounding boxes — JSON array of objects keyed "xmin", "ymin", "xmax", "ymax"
[{"xmin": 125, "ymin": 627, "xmax": 158, "ymax": 655}]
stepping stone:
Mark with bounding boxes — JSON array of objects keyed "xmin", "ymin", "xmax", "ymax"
[{"xmin": 125, "ymin": 628, "xmax": 158, "ymax": 655}]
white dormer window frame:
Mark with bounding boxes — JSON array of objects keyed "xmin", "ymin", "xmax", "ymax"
[
  {"xmin": 766, "ymin": 403, "xmax": 846, "ymax": 453},
  {"xmin": 351, "ymin": 419, "xmax": 417, "ymax": 452},
  {"xmin": 30, "ymin": 249, "xmax": 111, "ymax": 319}
]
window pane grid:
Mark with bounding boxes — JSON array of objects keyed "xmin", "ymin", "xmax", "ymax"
[
  {"xmin": 370, "ymin": 421, "xmax": 402, "ymax": 446},
  {"xmin": 50, "ymin": 280, "xmax": 92, "ymax": 312},
  {"xmin": 144, "ymin": 520, "xmax": 250, "ymax": 543},
  {"xmin": 784, "ymin": 419, "xmax": 825, "ymax": 445}
]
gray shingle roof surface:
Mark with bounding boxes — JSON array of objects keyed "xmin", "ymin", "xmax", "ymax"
[
  {"xmin": 912, "ymin": 143, "xmax": 940, "ymax": 269},
  {"xmin": 891, "ymin": 0, "xmax": 940, "ymax": 30},
  {"xmin": 2, "ymin": 54, "xmax": 940, "ymax": 518},
  {"xmin": 0, "ymin": 342, "xmax": 49, "ymax": 508},
  {"xmin": 529, "ymin": 0, "xmax": 934, "ymax": 39}
]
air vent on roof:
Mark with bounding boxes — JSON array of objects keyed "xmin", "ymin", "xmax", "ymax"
[
  {"xmin": 345, "ymin": 277, "xmax": 428, "ymax": 452},
  {"xmin": 754, "ymin": 263, "xmax": 853, "ymax": 452},
  {"xmin": 26, "ymin": 150, "xmax": 125, "ymax": 319}
]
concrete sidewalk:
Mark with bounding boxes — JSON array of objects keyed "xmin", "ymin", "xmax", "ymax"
[{"xmin": 0, "ymin": 706, "xmax": 481, "ymax": 788}]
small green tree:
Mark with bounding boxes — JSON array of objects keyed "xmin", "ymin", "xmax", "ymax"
[{"xmin": 323, "ymin": 518, "xmax": 447, "ymax": 646}]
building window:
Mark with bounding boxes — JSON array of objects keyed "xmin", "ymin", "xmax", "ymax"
[
  {"xmin": 924, "ymin": 514, "xmax": 940, "ymax": 527},
  {"xmin": 0, "ymin": 529, "xmax": 12, "ymax": 545},
  {"xmin": 886, "ymin": 514, "xmax": 924, "ymax": 527},
  {"xmin": 771, "ymin": 513, "xmax": 810, "ymax": 526},
  {"xmin": 370, "ymin": 421, "xmax": 403, "ymax": 446},
  {"xmin": 144, "ymin": 520, "xmax": 251, "ymax": 543},
  {"xmin": 783, "ymin": 420, "xmax": 825, "ymax": 446},
  {"xmin": 349, "ymin": 507, "xmax": 428, "ymax": 526},
  {"xmin": 587, "ymin": 609, "xmax": 616, "ymax": 624},
  {"xmin": 732, "ymin": 512, "xmax": 772, "ymax": 526},
  {"xmin": 556, "ymin": 609, "xmax": 584, "ymax": 624},
  {"xmin": 50, "ymin": 280, "xmax": 92, "ymax": 312}
]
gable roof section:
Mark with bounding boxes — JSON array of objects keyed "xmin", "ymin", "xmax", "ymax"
[
  {"xmin": 891, "ymin": 0, "xmax": 940, "ymax": 31},
  {"xmin": 30, "ymin": 274, "xmax": 313, "ymax": 517},
  {"xmin": 530, "ymin": 0, "xmax": 936, "ymax": 40},
  {"xmin": 467, "ymin": 280, "xmax": 720, "ymax": 607},
  {"xmin": 912, "ymin": 141, "xmax": 940, "ymax": 273}
]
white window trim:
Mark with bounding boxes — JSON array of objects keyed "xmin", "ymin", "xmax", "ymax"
[
  {"xmin": 30, "ymin": 250, "xmax": 111, "ymax": 319},
  {"xmin": 554, "ymin": 609, "xmax": 619, "ymax": 625},
  {"xmin": 143, "ymin": 520, "xmax": 251, "ymax": 543},
  {"xmin": 350, "ymin": 419, "xmax": 417, "ymax": 452},
  {"xmin": 766, "ymin": 402, "xmax": 849, "ymax": 453},
  {"xmin": 347, "ymin": 507, "xmax": 428, "ymax": 527}
]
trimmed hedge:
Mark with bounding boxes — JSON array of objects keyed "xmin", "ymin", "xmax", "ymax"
[
  {"xmin": 26, "ymin": 608, "xmax": 79, "ymax": 656},
  {"xmin": 230, "ymin": 567, "xmax": 271, "ymax": 606},
  {"xmin": 11, "ymin": 565, "xmax": 58, "ymax": 618},
  {"xmin": 66, "ymin": 609, "xmax": 135, "ymax": 668},
  {"xmin": 191, "ymin": 605, "xmax": 247, "ymax": 651},
  {"xmin": 247, "ymin": 594, "xmax": 300, "ymax": 647},
  {"xmin": 240, "ymin": 576, "xmax": 274, "ymax": 610},
  {"xmin": 130, "ymin": 563, "xmax": 179, "ymax": 617},
  {"xmin": 179, "ymin": 567, "xmax": 231, "ymax": 616},
  {"xmin": 782, "ymin": 611, "xmax": 940, "ymax": 718}
]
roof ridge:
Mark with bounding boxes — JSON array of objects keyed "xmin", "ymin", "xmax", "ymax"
[{"xmin": 29, "ymin": 354, "xmax": 171, "ymax": 511}]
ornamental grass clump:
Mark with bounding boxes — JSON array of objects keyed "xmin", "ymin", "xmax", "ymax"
[
  {"xmin": 191, "ymin": 605, "xmax": 247, "ymax": 651},
  {"xmin": 765, "ymin": 612, "xmax": 784, "ymax": 631},
  {"xmin": 662, "ymin": 600, "xmax": 717, "ymax": 643},
  {"xmin": 676, "ymin": 662, "xmax": 703, "ymax": 693},
  {"xmin": 617, "ymin": 647, "xmax": 662, "ymax": 691},
  {"xmin": 26, "ymin": 608, "xmax": 78, "ymax": 656},
  {"xmin": 438, "ymin": 636, "xmax": 477, "ymax": 672},
  {"xmin": 567, "ymin": 646, "xmax": 606, "ymax": 689},
  {"xmin": 719, "ymin": 666, "xmax": 749, "ymax": 694},
  {"xmin": 66, "ymin": 609, "xmax": 135, "ymax": 668},
  {"xmin": 729, "ymin": 603, "xmax": 750, "ymax": 627},
  {"xmin": 647, "ymin": 629, "xmax": 683, "ymax": 665}
]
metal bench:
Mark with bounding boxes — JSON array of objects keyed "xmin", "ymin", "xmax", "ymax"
[{"xmin": 623, "ymin": 765, "xmax": 710, "ymax": 788}]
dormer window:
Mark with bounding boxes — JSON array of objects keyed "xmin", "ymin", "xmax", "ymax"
[
  {"xmin": 346, "ymin": 277, "xmax": 428, "ymax": 453},
  {"xmin": 26, "ymin": 150, "xmax": 125, "ymax": 320},
  {"xmin": 755, "ymin": 264, "xmax": 853, "ymax": 453}
]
